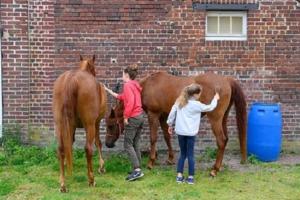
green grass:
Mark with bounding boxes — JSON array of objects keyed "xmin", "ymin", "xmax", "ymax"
[
  {"xmin": 0, "ymin": 134, "xmax": 300, "ymax": 200},
  {"xmin": 0, "ymin": 146, "xmax": 300, "ymax": 200}
]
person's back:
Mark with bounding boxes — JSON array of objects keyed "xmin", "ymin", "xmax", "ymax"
[
  {"xmin": 167, "ymin": 83, "xmax": 219, "ymax": 184},
  {"xmin": 171, "ymin": 99, "xmax": 217, "ymax": 136}
]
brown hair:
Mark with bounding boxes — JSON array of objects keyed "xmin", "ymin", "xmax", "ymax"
[
  {"xmin": 124, "ymin": 64, "xmax": 138, "ymax": 80},
  {"xmin": 176, "ymin": 83, "xmax": 202, "ymax": 108}
]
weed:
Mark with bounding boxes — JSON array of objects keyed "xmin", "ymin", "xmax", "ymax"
[
  {"xmin": 247, "ymin": 154, "xmax": 262, "ymax": 165},
  {"xmin": 199, "ymin": 147, "xmax": 217, "ymax": 162}
]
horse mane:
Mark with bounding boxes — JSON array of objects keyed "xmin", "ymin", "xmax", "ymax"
[
  {"xmin": 84, "ymin": 62, "xmax": 96, "ymax": 76},
  {"xmin": 79, "ymin": 59, "xmax": 96, "ymax": 76}
]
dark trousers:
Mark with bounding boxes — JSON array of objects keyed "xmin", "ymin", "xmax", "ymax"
[
  {"xmin": 177, "ymin": 135, "xmax": 195, "ymax": 176},
  {"xmin": 124, "ymin": 114, "xmax": 144, "ymax": 169}
]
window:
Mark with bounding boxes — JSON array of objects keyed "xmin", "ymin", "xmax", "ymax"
[{"xmin": 206, "ymin": 11, "xmax": 247, "ymax": 41}]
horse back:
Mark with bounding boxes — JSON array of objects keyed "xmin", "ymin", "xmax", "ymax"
[
  {"xmin": 53, "ymin": 70, "xmax": 104, "ymax": 126},
  {"xmin": 194, "ymin": 73, "xmax": 232, "ymax": 104},
  {"xmin": 140, "ymin": 72, "xmax": 194, "ymax": 113},
  {"xmin": 140, "ymin": 71, "xmax": 232, "ymax": 115}
]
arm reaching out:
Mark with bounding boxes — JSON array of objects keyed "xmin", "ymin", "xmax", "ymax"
[
  {"xmin": 104, "ymin": 85, "xmax": 119, "ymax": 98},
  {"xmin": 195, "ymin": 92, "xmax": 220, "ymax": 113}
]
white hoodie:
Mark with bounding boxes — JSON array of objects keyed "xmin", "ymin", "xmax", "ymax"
[{"xmin": 167, "ymin": 97, "xmax": 218, "ymax": 136}]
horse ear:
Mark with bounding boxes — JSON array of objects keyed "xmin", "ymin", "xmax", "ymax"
[
  {"xmin": 92, "ymin": 55, "xmax": 96, "ymax": 63},
  {"xmin": 80, "ymin": 55, "xmax": 83, "ymax": 61}
]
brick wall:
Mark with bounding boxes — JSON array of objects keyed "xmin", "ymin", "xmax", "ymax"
[
  {"xmin": 27, "ymin": 0, "xmax": 55, "ymax": 145},
  {"xmin": 1, "ymin": 0, "xmax": 30, "ymax": 140},
  {"xmin": 1, "ymin": 0, "xmax": 299, "ymax": 151}
]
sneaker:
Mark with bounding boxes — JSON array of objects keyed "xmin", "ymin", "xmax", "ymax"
[
  {"xmin": 126, "ymin": 170, "xmax": 144, "ymax": 181},
  {"xmin": 186, "ymin": 177, "xmax": 194, "ymax": 185},
  {"xmin": 176, "ymin": 176, "xmax": 185, "ymax": 183}
]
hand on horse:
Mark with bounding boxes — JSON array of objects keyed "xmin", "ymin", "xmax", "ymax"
[
  {"xmin": 124, "ymin": 118, "xmax": 129, "ymax": 125},
  {"xmin": 103, "ymin": 84, "xmax": 118, "ymax": 98},
  {"xmin": 168, "ymin": 126, "xmax": 173, "ymax": 135},
  {"xmin": 214, "ymin": 92, "xmax": 220, "ymax": 100},
  {"xmin": 103, "ymin": 84, "xmax": 110, "ymax": 91}
]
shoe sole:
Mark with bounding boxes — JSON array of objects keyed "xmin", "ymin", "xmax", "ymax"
[
  {"xmin": 186, "ymin": 181, "xmax": 194, "ymax": 184},
  {"xmin": 127, "ymin": 173, "xmax": 144, "ymax": 181}
]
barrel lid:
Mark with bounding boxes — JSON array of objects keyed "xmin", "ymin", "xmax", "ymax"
[{"xmin": 252, "ymin": 102, "xmax": 281, "ymax": 107}]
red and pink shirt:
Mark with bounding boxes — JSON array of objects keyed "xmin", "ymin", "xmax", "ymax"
[{"xmin": 117, "ymin": 80, "xmax": 143, "ymax": 119}]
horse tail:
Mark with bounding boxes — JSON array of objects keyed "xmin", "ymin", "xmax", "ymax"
[
  {"xmin": 229, "ymin": 78, "xmax": 247, "ymax": 163},
  {"xmin": 61, "ymin": 74, "xmax": 78, "ymax": 175}
]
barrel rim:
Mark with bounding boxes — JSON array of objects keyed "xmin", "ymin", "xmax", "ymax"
[{"xmin": 251, "ymin": 102, "xmax": 281, "ymax": 107}]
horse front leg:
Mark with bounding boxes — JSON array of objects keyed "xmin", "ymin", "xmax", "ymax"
[
  {"xmin": 147, "ymin": 112, "xmax": 160, "ymax": 169},
  {"xmin": 95, "ymin": 121, "xmax": 105, "ymax": 174},
  {"xmin": 85, "ymin": 125, "xmax": 96, "ymax": 186},
  {"xmin": 209, "ymin": 119, "xmax": 228, "ymax": 177},
  {"xmin": 159, "ymin": 116, "xmax": 175, "ymax": 165}
]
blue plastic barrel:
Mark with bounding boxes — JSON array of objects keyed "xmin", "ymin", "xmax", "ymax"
[{"xmin": 247, "ymin": 103, "xmax": 282, "ymax": 162}]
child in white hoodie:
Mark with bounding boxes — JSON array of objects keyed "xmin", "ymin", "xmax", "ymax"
[{"xmin": 167, "ymin": 83, "xmax": 219, "ymax": 184}]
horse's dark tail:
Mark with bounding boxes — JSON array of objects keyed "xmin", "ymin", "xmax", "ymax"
[
  {"xmin": 61, "ymin": 75, "xmax": 78, "ymax": 175},
  {"xmin": 229, "ymin": 78, "xmax": 247, "ymax": 163}
]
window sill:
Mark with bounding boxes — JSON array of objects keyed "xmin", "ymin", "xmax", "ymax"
[{"xmin": 205, "ymin": 36, "xmax": 247, "ymax": 41}]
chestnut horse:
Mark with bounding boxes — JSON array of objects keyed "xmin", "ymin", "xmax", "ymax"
[
  {"xmin": 105, "ymin": 71, "xmax": 246, "ymax": 177},
  {"xmin": 52, "ymin": 55, "xmax": 107, "ymax": 192}
]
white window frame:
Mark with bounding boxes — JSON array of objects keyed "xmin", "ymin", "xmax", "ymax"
[{"xmin": 205, "ymin": 11, "xmax": 247, "ymax": 41}]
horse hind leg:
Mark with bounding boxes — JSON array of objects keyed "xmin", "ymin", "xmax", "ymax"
[
  {"xmin": 95, "ymin": 121, "xmax": 105, "ymax": 174},
  {"xmin": 210, "ymin": 118, "xmax": 228, "ymax": 177},
  {"xmin": 85, "ymin": 124, "xmax": 96, "ymax": 187},
  {"xmin": 58, "ymin": 141, "xmax": 67, "ymax": 192},
  {"xmin": 56, "ymin": 125, "xmax": 67, "ymax": 193},
  {"xmin": 147, "ymin": 111, "xmax": 160, "ymax": 169},
  {"xmin": 159, "ymin": 116, "xmax": 175, "ymax": 165}
]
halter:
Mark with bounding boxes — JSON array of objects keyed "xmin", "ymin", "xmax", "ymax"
[
  {"xmin": 116, "ymin": 117, "xmax": 124, "ymax": 136},
  {"xmin": 106, "ymin": 117, "xmax": 124, "ymax": 138}
]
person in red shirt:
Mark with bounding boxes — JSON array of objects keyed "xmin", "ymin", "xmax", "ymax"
[{"xmin": 105, "ymin": 66, "xmax": 144, "ymax": 181}]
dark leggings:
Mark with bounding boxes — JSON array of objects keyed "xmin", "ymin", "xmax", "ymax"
[{"xmin": 177, "ymin": 135, "xmax": 195, "ymax": 176}]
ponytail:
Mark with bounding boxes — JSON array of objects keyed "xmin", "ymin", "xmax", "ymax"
[
  {"xmin": 176, "ymin": 83, "xmax": 202, "ymax": 108},
  {"xmin": 176, "ymin": 87, "xmax": 189, "ymax": 108}
]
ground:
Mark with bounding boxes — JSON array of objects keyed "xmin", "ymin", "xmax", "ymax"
[
  {"xmin": 156, "ymin": 140, "xmax": 300, "ymax": 172},
  {"xmin": 0, "ymin": 140, "xmax": 299, "ymax": 200}
]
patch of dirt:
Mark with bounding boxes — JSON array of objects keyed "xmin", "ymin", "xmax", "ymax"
[{"xmin": 154, "ymin": 150, "xmax": 300, "ymax": 173}]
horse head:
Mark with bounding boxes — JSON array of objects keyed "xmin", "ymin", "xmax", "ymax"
[
  {"xmin": 79, "ymin": 55, "xmax": 96, "ymax": 76},
  {"xmin": 105, "ymin": 99, "xmax": 124, "ymax": 148}
]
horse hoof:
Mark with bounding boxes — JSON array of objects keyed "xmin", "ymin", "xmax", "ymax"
[
  {"xmin": 210, "ymin": 170, "xmax": 217, "ymax": 177},
  {"xmin": 240, "ymin": 159, "xmax": 247, "ymax": 164},
  {"xmin": 89, "ymin": 181, "xmax": 96, "ymax": 187},
  {"xmin": 166, "ymin": 159, "xmax": 175, "ymax": 165},
  {"xmin": 60, "ymin": 186, "xmax": 68, "ymax": 193},
  {"xmin": 98, "ymin": 167, "xmax": 106, "ymax": 174},
  {"xmin": 147, "ymin": 163, "xmax": 154, "ymax": 170}
]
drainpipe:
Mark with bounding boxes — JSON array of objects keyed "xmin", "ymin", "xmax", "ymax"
[{"xmin": 0, "ymin": 25, "xmax": 3, "ymax": 138}]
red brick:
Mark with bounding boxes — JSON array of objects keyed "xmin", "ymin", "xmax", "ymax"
[{"xmin": 1, "ymin": 0, "xmax": 300, "ymax": 147}]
